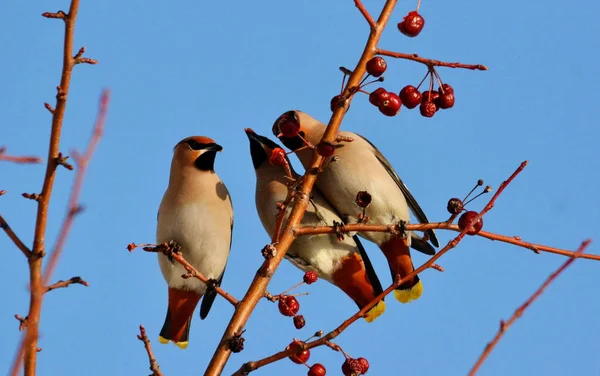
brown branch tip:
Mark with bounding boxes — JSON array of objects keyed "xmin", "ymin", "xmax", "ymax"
[{"xmin": 137, "ymin": 325, "xmax": 163, "ymax": 376}]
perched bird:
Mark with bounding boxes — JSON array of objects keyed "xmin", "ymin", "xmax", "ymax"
[
  {"xmin": 156, "ymin": 136, "xmax": 233, "ymax": 349},
  {"xmin": 272, "ymin": 111, "xmax": 439, "ymax": 304},
  {"xmin": 245, "ymin": 128, "xmax": 385, "ymax": 322}
]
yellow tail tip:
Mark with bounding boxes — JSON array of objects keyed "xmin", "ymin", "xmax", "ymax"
[
  {"xmin": 363, "ymin": 300, "xmax": 386, "ymax": 323},
  {"xmin": 394, "ymin": 280, "xmax": 423, "ymax": 304},
  {"xmin": 158, "ymin": 336, "xmax": 189, "ymax": 349}
]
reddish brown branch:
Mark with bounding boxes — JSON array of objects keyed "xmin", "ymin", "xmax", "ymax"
[
  {"xmin": 0, "ymin": 147, "xmax": 42, "ymax": 164},
  {"xmin": 233, "ymin": 161, "xmax": 528, "ymax": 375},
  {"xmin": 377, "ymin": 48, "xmax": 488, "ymax": 70},
  {"xmin": 44, "ymin": 276, "xmax": 89, "ymax": 293},
  {"xmin": 137, "ymin": 325, "xmax": 164, "ymax": 376},
  {"xmin": 0, "ymin": 214, "xmax": 32, "ymax": 258},
  {"xmin": 205, "ymin": 2, "xmax": 400, "ymax": 374},
  {"xmin": 131, "ymin": 242, "xmax": 239, "ymax": 306},
  {"xmin": 468, "ymin": 239, "xmax": 592, "ymax": 376},
  {"xmin": 293, "ymin": 222, "xmax": 600, "ymax": 262},
  {"xmin": 354, "ymin": 0, "xmax": 376, "ymax": 29}
]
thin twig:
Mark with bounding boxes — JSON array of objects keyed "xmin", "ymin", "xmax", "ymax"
[
  {"xmin": 133, "ymin": 242, "xmax": 239, "ymax": 306},
  {"xmin": 0, "ymin": 214, "xmax": 32, "ymax": 258},
  {"xmin": 467, "ymin": 239, "xmax": 592, "ymax": 376},
  {"xmin": 204, "ymin": 2, "xmax": 400, "ymax": 375},
  {"xmin": 137, "ymin": 325, "xmax": 164, "ymax": 376},
  {"xmin": 233, "ymin": 161, "xmax": 528, "ymax": 375},
  {"xmin": 11, "ymin": 1, "xmax": 86, "ymax": 374},
  {"xmin": 377, "ymin": 49, "xmax": 488, "ymax": 70},
  {"xmin": 44, "ymin": 276, "xmax": 89, "ymax": 293},
  {"xmin": 354, "ymin": 0, "xmax": 376, "ymax": 29},
  {"xmin": 293, "ymin": 223, "xmax": 600, "ymax": 262},
  {"xmin": 0, "ymin": 147, "xmax": 42, "ymax": 164}
]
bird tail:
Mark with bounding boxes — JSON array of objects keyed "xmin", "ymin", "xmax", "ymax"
[
  {"xmin": 332, "ymin": 253, "xmax": 386, "ymax": 323},
  {"xmin": 381, "ymin": 236, "xmax": 423, "ymax": 304},
  {"xmin": 158, "ymin": 287, "xmax": 201, "ymax": 349}
]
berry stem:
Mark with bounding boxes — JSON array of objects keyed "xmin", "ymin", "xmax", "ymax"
[
  {"xmin": 415, "ymin": 69, "xmax": 430, "ymax": 90},
  {"xmin": 416, "ymin": 0, "xmax": 422, "ymax": 12}
]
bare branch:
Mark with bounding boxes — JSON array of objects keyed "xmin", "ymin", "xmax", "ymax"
[
  {"xmin": 137, "ymin": 325, "xmax": 163, "ymax": 376},
  {"xmin": 0, "ymin": 214, "xmax": 32, "ymax": 258},
  {"xmin": 44, "ymin": 276, "xmax": 89, "ymax": 293},
  {"xmin": 0, "ymin": 147, "xmax": 42, "ymax": 164},
  {"xmin": 377, "ymin": 48, "xmax": 488, "ymax": 70}
]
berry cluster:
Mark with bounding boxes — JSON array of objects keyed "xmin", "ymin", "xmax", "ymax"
[
  {"xmin": 446, "ymin": 179, "xmax": 492, "ymax": 235},
  {"xmin": 276, "ymin": 272, "xmax": 319, "ymax": 330}
]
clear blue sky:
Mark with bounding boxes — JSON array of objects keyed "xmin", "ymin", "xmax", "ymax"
[{"xmin": 2, "ymin": 1, "xmax": 599, "ymax": 375}]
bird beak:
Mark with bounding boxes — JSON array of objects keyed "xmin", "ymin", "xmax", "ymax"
[
  {"xmin": 272, "ymin": 110, "xmax": 299, "ymax": 138},
  {"xmin": 206, "ymin": 143, "xmax": 223, "ymax": 152},
  {"xmin": 245, "ymin": 128, "xmax": 263, "ymax": 146}
]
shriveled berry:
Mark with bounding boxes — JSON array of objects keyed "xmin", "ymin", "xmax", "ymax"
[
  {"xmin": 366, "ymin": 57, "xmax": 387, "ymax": 77},
  {"xmin": 269, "ymin": 148, "xmax": 287, "ymax": 166},
  {"xmin": 447, "ymin": 198, "xmax": 464, "ymax": 214},
  {"xmin": 228, "ymin": 333, "xmax": 245, "ymax": 353},
  {"xmin": 279, "ymin": 119, "xmax": 300, "ymax": 138},
  {"xmin": 357, "ymin": 358, "xmax": 370, "ymax": 374},
  {"xmin": 422, "ymin": 90, "xmax": 440, "ymax": 107},
  {"xmin": 278, "ymin": 295, "xmax": 300, "ymax": 317},
  {"xmin": 368, "ymin": 88, "xmax": 390, "ymax": 107},
  {"xmin": 342, "ymin": 358, "xmax": 363, "ymax": 375},
  {"xmin": 308, "ymin": 363, "xmax": 327, "ymax": 376},
  {"xmin": 288, "ymin": 340, "xmax": 311, "ymax": 364},
  {"xmin": 378, "ymin": 93, "xmax": 402, "ymax": 116},
  {"xmin": 355, "ymin": 191, "xmax": 372, "ymax": 208},
  {"xmin": 398, "ymin": 11, "xmax": 425, "ymax": 37},
  {"xmin": 316, "ymin": 141, "xmax": 336, "ymax": 158},
  {"xmin": 399, "ymin": 85, "xmax": 422, "ymax": 109},
  {"xmin": 458, "ymin": 211, "xmax": 483, "ymax": 235},
  {"xmin": 293, "ymin": 315, "xmax": 306, "ymax": 329},
  {"xmin": 303, "ymin": 271, "xmax": 318, "ymax": 284},
  {"xmin": 419, "ymin": 101, "xmax": 437, "ymax": 118},
  {"xmin": 436, "ymin": 92, "xmax": 455, "ymax": 109}
]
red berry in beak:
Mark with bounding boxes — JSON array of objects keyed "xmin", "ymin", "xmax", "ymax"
[
  {"xmin": 279, "ymin": 119, "xmax": 300, "ymax": 138},
  {"xmin": 399, "ymin": 85, "xmax": 422, "ymax": 109},
  {"xmin": 278, "ymin": 295, "xmax": 300, "ymax": 317},
  {"xmin": 458, "ymin": 211, "xmax": 483, "ymax": 235},
  {"xmin": 365, "ymin": 57, "xmax": 387, "ymax": 77},
  {"xmin": 398, "ymin": 11, "xmax": 425, "ymax": 37},
  {"xmin": 378, "ymin": 92, "xmax": 402, "ymax": 116},
  {"xmin": 368, "ymin": 88, "xmax": 390, "ymax": 107}
]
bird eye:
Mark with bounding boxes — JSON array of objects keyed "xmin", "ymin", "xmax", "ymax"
[{"xmin": 186, "ymin": 139, "xmax": 203, "ymax": 150}]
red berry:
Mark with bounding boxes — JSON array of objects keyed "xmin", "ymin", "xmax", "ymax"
[
  {"xmin": 399, "ymin": 85, "xmax": 422, "ymax": 109},
  {"xmin": 398, "ymin": 11, "xmax": 425, "ymax": 37},
  {"xmin": 330, "ymin": 95, "xmax": 341, "ymax": 112},
  {"xmin": 458, "ymin": 211, "xmax": 483, "ymax": 235},
  {"xmin": 378, "ymin": 93, "xmax": 402, "ymax": 116},
  {"xmin": 293, "ymin": 315, "xmax": 306, "ymax": 329},
  {"xmin": 316, "ymin": 141, "xmax": 335, "ymax": 158},
  {"xmin": 279, "ymin": 119, "xmax": 300, "ymax": 138},
  {"xmin": 278, "ymin": 295, "xmax": 300, "ymax": 317},
  {"xmin": 288, "ymin": 340, "xmax": 311, "ymax": 364},
  {"xmin": 308, "ymin": 363, "xmax": 327, "ymax": 376},
  {"xmin": 269, "ymin": 148, "xmax": 287, "ymax": 166},
  {"xmin": 357, "ymin": 358, "xmax": 370, "ymax": 374},
  {"xmin": 440, "ymin": 83, "xmax": 454, "ymax": 94},
  {"xmin": 419, "ymin": 101, "xmax": 437, "ymax": 118},
  {"xmin": 422, "ymin": 90, "xmax": 440, "ymax": 108},
  {"xmin": 303, "ymin": 271, "xmax": 318, "ymax": 284},
  {"xmin": 436, "ymin": 92, "xmax": 455, "ymax": 109},
  {"xmin": 368, "ymin": 88, "xmax": 390, "ymax": 107},
  {"xmin": 366, "ymin": 57, "xmax": 387, "ymax": 77},
  {"xmin": 342, "ymin": 358, "xmax": 363, "ymax": 376}
]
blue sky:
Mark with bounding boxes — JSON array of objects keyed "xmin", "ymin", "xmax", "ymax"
[{"xmin": 2, "ymin": 1, "xmax": 599, "ymax": 375}]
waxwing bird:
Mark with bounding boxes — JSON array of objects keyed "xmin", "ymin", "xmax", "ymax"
[
  {"xmin": 245, "ymin": 128, "xmax": 385, "ymax": 322},
  {"xmin": 272, "ymin": 111, "xmax": 439, "ymax": 304},
  {"xmin": 156, "ymin": 136, "xmax": 233, "ymax": 349}
]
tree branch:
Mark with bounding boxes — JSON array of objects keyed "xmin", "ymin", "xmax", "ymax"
[
  {"xmin": 131, "ymin": 242, "xmax": 239, "ymax": 307},
  {"xmin": 354, "ymin": 0, "xmax": 376, "ymax": 29},
  {"xmin": 377, "ymin": 48, "xmax": 488, "ymax": 70},
  {"xmin": 467, "ymin": 239, "xmax": 592, "ymax": 376},
  {"xmin": 233, "ymin": 161, "xmax": 528, "ymax": 374},
  {"xmin": 44, "ymin": 276, "xmax": 89, "ymax": 294},
  {"xmin": 0, "ymin": 214, "xmax": 33, "ymax": 258},
  {"xmin": 0, "ymin": 148, "xmax": 42, "ymax": 164},
  {"xmin": 204, "ymin": 2, "xmax": 400, "ymax": 374},
  {"xmin": 137, "ymin": 325, "xmax": 164, "ymax": 376}
]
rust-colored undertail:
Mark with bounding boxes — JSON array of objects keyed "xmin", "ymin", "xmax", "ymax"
[
  {"xmin": 158, "ymin": 287, "xmax": 202, "ymax": 349},
  {"xmin": 381, "ymin": 236, "xmax": 423, "ymax": 304}
]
